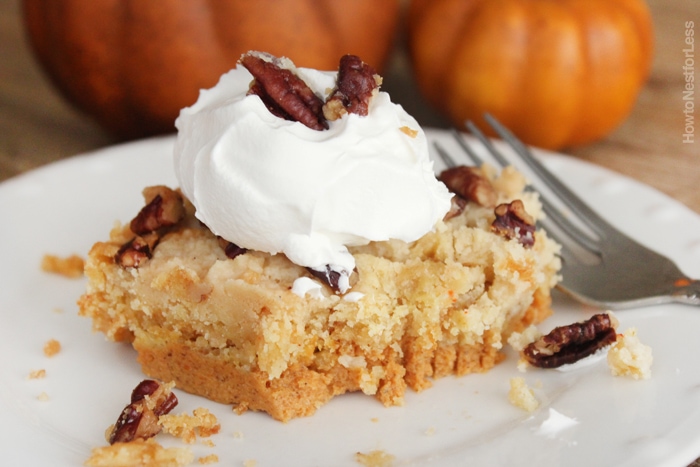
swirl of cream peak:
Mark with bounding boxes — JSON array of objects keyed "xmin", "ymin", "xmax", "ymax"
[{"xmin": 174, "ymin": 55, "xmax": 451, "ymax": 293}]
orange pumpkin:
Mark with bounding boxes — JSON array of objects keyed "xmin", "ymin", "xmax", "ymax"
[
  {"xmin": 23, "ymin": 0, "xmax": 400, "ymax": 139},
  {"xmin": 407, "ymin": 0, "xmax": 654, "ymax": 149}
]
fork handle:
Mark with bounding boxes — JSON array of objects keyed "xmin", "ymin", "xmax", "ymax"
[{"xmin": 671, "ymin": 278, "xmax": 700, "ymax": 305}]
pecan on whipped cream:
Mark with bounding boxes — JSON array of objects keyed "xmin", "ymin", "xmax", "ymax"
[{"xmin": 174, "ymin": 51, "xmax": 451, "ymax": 293}]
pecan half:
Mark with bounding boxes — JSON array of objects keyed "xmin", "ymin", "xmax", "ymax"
[
  {"xmin": 439, "ymin": 166, "xmax": 497, "ymax": 208},
  {"xmin": 217, "ymin": 237, "xmax": 247, "ymax": 260},
  {"xmin": 523, "ymin": 313, "xmax": 618, "ymax": 368},
  {"xmin": 115, "ymin": 233, "xmax": 159, "ymax": 268},
  {"xmin": 240, "ymin": 52, "xmax": 328, "ymax": 131},
  {"xmin": 323, "ymin": 55, "xmax": 381, "ymax": 121},
  {"xmin": 491, "ymin": 200, "xmax": 536, "ymax": 247},
  {"xmin": 130, "ymin": 186, "xmax": 185, "ymax": 235},
  {"xmin": 108, "ymin": 380, "xmax": 178, "ymax": 444}
]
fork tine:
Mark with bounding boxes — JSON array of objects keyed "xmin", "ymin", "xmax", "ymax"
[
  {"xmin": 450, "ymin": 128, "xmax": 485, "ymax": 166},
  {"xmin": 439, "ymin": 116, "xmax": 699, "ymax": 308},
  {"xmin": 432, "ymin": 141, "xmax": 457, "ymax": 169},
  {"xmin": 464, "ymin": 121, "xmax": 509, "ymax": 167},
  {"xmin": 483, "ymin": 114, "xmax": 617, "ymax": 241}
]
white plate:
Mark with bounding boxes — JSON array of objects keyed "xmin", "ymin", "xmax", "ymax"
[{"xmin": 1, "ymin": 130, "xmax": 700, "ymax": 467}]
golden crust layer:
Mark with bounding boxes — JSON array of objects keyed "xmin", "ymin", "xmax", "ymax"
[{"xmin": 78, "ymin": 166, "xmax": 561, "ymax": 422}]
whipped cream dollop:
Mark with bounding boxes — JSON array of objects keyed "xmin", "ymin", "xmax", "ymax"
[{"xmin": 174, "ymin": 56, "xmax": 451, "ymax": 292}]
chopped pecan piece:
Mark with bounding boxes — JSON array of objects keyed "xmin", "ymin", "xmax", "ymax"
[
  {"xmin": 130, "ymin": 186, "xmax": 185, "ymax": 235},
  {"xmin": 217, "ymin": 237, "xmax": 247, "ymax": 260},
  {"xmin": 114, "ymin": 233, "xmax": 159, "ymax": 268},
  {"xmin": 116, "ymin": 186, "xmax": 185, "ymax": 269},
  {"xmin": 307, "ymin": 265, "xmax": 357, "ymax": 294},
  {"xmin": 240, "ymin": 52, "xmax": 328, "ymax": 131},
  {"xmin": 108, "ymin": 380, "xmax": 178, "ymax": 444},
  {"xmin": 523, "ymin": 313, "xmax": 618, "ymax": 368},
  {"xmin": 323, "ymin": 54, "xmax": 381, "ymax": 121},
  {"xmin": 443, "ymin": 195, "xmax": 468, "ymax": 221},
  {"xmin": 491, "ymin": 200, "xmax": 536, "ymax": 247},
  {"xmin": 439, "ymin": 166, "xmax": 497, "ymax": 208}
]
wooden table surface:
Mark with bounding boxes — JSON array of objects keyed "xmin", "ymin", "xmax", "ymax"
[{"xmin": 1, "ymin": 0, "xmax": 699, "ymax": 464}]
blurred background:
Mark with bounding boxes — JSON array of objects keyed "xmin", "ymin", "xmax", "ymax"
[{"xmin": 0, "ymin": 0, "xmax": 698, "ymax": 217}]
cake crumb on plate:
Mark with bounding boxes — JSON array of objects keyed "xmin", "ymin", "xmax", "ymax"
[
  {"xmin": 28, "ymin": 369, "xmax": 46, "ymax": 379},
  {"xmin": 43, "ymin": 339, "xmax": 61, "ymax": 357},
  {"xmin": 85, "ymin": 439, "xmax": 194, "ymax": 467},
  {"xmin": 197, "ymin": 453, "xmax": 218, "ymax": 464},
  {"xmin": 41, "ymin": 253, "xmax": 84, "ymax": 278},
  {"xmin": 355, "ymin": 450, "xmax": 395, "ymax": 467},
  {"xmin": 159, "ymin": 408, "xmax": 220, "ymax": 444},
  {"xmin": 507, "ymin": 325, "xmax": 542, "ymax": 352},
  {"xmin": 607, "ymin": 328, "xmax": 652, "ymax": 379},
  {"xmin": 508, "ymin": 377, "xmax": 539, "ymax": 412}
]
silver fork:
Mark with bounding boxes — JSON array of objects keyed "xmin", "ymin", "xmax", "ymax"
[{"xmin": 433, "ymin": 114, "xmax": 700, "ymax": 309}]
